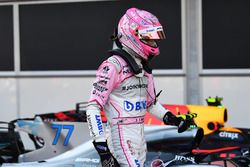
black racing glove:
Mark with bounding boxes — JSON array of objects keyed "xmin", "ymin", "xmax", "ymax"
[
  {"xmin": 93, "ymin": 141, "xmax": 120, "ymax": 167},
  {"xmin": 163, "ymin": 112, "xmax": 197, "ymax": 133}
]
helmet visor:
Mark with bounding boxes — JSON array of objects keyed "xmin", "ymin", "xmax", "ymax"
[{"xmin": 138, "ymin": 26, "xmax": 166, "ymax": 40}]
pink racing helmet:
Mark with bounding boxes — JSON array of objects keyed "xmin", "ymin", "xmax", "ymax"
[{"xmin": 118, "ymin": 7, "xmax": 166, "ymax": 60}]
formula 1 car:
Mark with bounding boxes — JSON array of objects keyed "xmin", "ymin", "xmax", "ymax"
[
  {"xmin": 1, "ymin": 116, "xmax": 249, "ymax": 167},
  {"xmin": 0, "ymin": 98, "xmax": 249, "ymax": 167}
]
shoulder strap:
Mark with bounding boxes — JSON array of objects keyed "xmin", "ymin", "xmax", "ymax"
[{"xmin": 108, "ymin": 49, "xmax": 152, "ymax": 74}]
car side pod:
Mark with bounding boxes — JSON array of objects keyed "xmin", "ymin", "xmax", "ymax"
[{"xmin": 145, "ymin": 125, "xmax": 204, "ymax": 153}]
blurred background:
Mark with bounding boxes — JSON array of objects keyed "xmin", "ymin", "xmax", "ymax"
[{"xmin": 0, "ymin": 0, "xmax": 250, "ymax": 128}]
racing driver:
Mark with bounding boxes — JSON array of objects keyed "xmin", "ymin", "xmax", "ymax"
[{"xmin": 86, "ymin": 7, "xmax": 190, "ymax": 167}]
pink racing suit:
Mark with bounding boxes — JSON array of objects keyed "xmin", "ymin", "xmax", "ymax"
[{"xmin": 87, "ymin": 54, "xmax": 169, "ymax": 167}]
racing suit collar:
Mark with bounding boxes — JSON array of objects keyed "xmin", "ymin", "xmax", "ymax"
[
  {"xmin": 122, "ymin": 46, "xmax": 143, "ymax": 69},
  {"xmin": 122, "ymin": 46, "xmax": 145, "ymax": 77}
]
